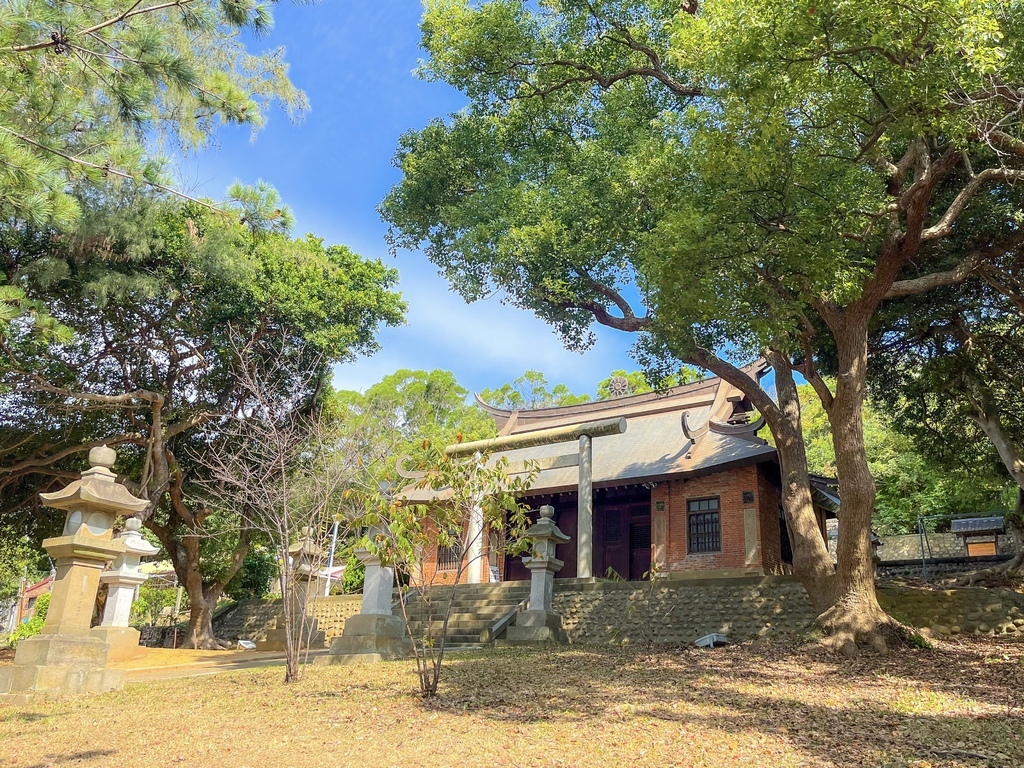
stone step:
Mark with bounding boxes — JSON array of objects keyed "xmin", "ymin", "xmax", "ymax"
[
  {"xmin": 404, "ymin": 589, "xmax": 530, "ymax": 603},
  {"xmin": 406, "ymin": 619, "xmax": 492, "ymax": 633},
  {"xmin": 401, "ymin": 606, "xmax": 521, "ymax": 622},
  {"xmin": 411, "ymin": 589, "xmax": 532, "ymax": 602}
]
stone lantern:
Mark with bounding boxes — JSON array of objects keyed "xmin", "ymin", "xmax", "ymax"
[
  {"xmin": 317, "ymin": 524, "xmax": 410, "ymax": 665},
  {"xmin": 507, "ymin": 505, "xmax": 570, "ymax": 644},
  {"xmin": 92, "ymin": 517, "xmax": 161, "ymax": 659},
  {"xmin": 257, "ymin": 527, "xmax": 327, "ymax": 651},
  {"xmin": 0, "ymin": 445, "xmax": 147, "ymax": 699}
]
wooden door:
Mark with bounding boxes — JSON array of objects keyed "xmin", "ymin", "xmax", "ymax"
[{"xmin": 629, "ymin": 516, "xmax": 652, "ymax": 580}]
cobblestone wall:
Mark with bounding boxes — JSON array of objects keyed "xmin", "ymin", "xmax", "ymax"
[
  {"xmin": 877, "ymin": 585, "xmax": 1024, "ymax": 638},
  {"xmin": 551, "ymin": 578, "xmax": 818, "ymax": 645},
  {"xmin": 308, "ymin": 595, "xmax": 362, "ymax": 639},
  {"xmin": 549, "ymin": 579, "xmax": 1024, "ymax": 645},
  {"xmin": 212, "ymin": 595, "xmax": 362, "ymax": 642},
  {"xmin": 875, "ymin": 533, "xmax": 1014, "ymax": 561}
]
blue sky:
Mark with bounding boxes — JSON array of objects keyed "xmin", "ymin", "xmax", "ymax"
[{"xmin": 182, "ymin": 0, "xmax": 640, "ymax": 398}]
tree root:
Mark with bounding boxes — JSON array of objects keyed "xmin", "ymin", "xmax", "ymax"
[
  {"xmin": 956, "ymin": 551, "xmax": 1023, "ymax": 587},
  {"xmin": 814, "ymin": 601, "xmax": 911, "ymax": 657}
]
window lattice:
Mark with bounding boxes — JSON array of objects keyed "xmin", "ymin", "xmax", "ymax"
[{"xmin": 687, "ymin": 498, "xmax": 721, "ymax": 553}]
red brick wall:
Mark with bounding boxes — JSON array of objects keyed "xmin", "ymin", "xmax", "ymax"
[
  {"xmin": 415, "ymin": 515, "xmax": 469, "ymax": 586},
  {"xmin": 653, "ymin": 465, "xmax": 764, "ymax": 573},
  {"xmin": 757, "ymin": 464, "xmax": 784, "ymax": 573}
]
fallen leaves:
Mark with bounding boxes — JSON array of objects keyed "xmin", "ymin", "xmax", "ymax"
[{"xmin": 0, "ymin": 637, "xmax": 1021, "ymax": 767}]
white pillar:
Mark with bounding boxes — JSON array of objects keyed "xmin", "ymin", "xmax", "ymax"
[
  {"xmin": 466, "ymin": 499, "xmax": 485, "ymax": 584},
  {"xmin": 577, "ymin": 434, "xmax": 593, "ymax": 578}
]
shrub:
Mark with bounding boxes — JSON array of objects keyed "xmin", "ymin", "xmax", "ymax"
[
  {"xmin": 130, "ymin": 583, "xmax": 178, "ymax": 627},
  {"xmin": 7, "ymin": 591, "xmax": 49, "ymax": 647},
  {"xmin": 341, "ymin": 552, "xmax": 365, "ymax": 594},
  {"xmin": 225, "ymin": 546, "xmax": 278, "ymax": 601}
]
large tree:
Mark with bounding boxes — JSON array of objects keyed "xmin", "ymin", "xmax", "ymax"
[
  {"xmin": 333, "ymin": 368, "xmax": 497, "ymax": 483},
  {"xmin": 0, "ymin": 192, "xmax": 404, "ymax": 646},
  {"xmin": 382, "ymin": 0, "xmax": 1024, "ymax": 650},
  {"xmin": 479, "ymin": 369, "xmax": 591, "ymax": 409}
]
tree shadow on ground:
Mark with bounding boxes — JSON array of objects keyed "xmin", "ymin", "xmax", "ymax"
[
  {"xmin": 429, "ymin": 643, "xmax": 1023, "ymax": 767},
  {"xmin": 25, "ymin": 749, "xmax": 117, "ymax": 767}
]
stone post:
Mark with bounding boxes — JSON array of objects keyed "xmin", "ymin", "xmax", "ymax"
[
  {"xmin": 466, "ymin": 498, "xmax": 485, "ymax": 584},
  {"xmin": 577, "ymin": 434, "xmax": 594, "ymax": 578},
  {"xmin": 507, "ymin": 505, "xmax": 570, "ymax": 644},
  {"xmin": 257, "ymin": 528, "xmax": 327, "ymax": 651},
  {"xmin": 0, "ymin": 445, "xmax": 147, "ymax": 699},
  {"xmin": 91, "ymin": 518, "xmax": 160, "ymax": 659},
  {"xmin": 316, "ymin": 526, "xmax": 409, "ymax": 664}
]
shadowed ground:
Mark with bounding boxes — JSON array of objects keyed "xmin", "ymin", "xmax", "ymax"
[{"xmin": 1, "ymin": 638, "xmax": 1022, "ymax": 767}]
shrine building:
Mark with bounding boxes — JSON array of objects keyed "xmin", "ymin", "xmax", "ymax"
[{"xmin": 404, "ymin": 362, "xmax": 835, "ymax": 584}]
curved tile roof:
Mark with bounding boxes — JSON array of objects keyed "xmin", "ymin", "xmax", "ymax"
[{"xmin": 402, "ymin": 361, "xmax": 777, "ymax": 502}]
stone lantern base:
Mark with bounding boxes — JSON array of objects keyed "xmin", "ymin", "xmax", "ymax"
[
  {"xmin": 506, "ymin": 610, "xmax": 568, "ymax": 644},
  {"xmin": 315, "ymin": 614, "xmax": 410, "ymax": 665},
  {"xmin": 90, "ymin": 626, "xmax": 145, "ymax": 662},
  {"xmin": 0, "ymin": 635, "xmax": 125, "ymax": 701}
]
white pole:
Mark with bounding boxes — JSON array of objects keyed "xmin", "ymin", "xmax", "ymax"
[{"xmin": 324, "ymin": 519, "xmax": 340, "ymax": 597}]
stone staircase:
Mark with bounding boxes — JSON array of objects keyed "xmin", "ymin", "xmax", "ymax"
[{"xmin": 400, "ymin": 582, "xmax": 530, "ymax": 650}]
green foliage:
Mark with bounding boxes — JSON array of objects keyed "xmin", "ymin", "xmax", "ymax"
[
  {"xmin": 341, "ymin": 552, "xmax": 365, "ymax": 594},
  {"xmin": 129, "ymin": 583, "xmax": 178, "ymax": 628},
  {"xmin": 0, "ymin": 519, "xmax": 50, "ymax": 600},
  {"xmin": 869, "ymin": 282, "xmax": 1024, "ymax": 515},
  {"xmin": 225, "ymin": 546, "xmax": 279, "ymax": 601},
  {"xmin": 0, "ymin": 192, "xmax": 405, "ymax": 645},
  {"xmin": 479, "ymin": 370, "xmax": 591, "ymax": 409},
  {"xmin": 0, "ymin": 0, "xmax": 307, "ymax": 229},
  {"xmin": 330, "ymin": 368, "xmax": 495, "ymax": 483},
  {"xmin": 7, "ymin": 591, "xmax": 49, "ymax": 647},
  {"xmin": 786, "ymin": 383, "xmax": 1009, "ymax": 533}
]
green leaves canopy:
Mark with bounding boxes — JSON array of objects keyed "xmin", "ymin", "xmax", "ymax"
[
  {"xmin": 383, "ymin": 0, "xmax": 1024, "ymax": 360},
  {"xmin": 0, "ymin": 0, "xmax": 306, "ymax": 226}
]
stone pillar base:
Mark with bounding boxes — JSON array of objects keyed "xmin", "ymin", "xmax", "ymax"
[
  {"xmin": 256, "ymin": 617, "xmax": 326, "ymax": 652},
  {"xmin": 0, "ymin": 635, "xmax": 125, "ymax": 699},
  {"xmin": 314, "ymin": 614, "xmax": 410, "ymax": 664},
  {"xmin": 506, "ymin": 610, "xmax": 568, "ymax": 645},
  {"xmin": 90, "ymin": 626, "xmax": 144, "ymax": 662}
]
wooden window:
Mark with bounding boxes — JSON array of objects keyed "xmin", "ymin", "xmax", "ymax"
[
  {"xmin": 436, "ymin": 528, "xmax": 463, "ymax": 571},
  {"xmin": 687, "ymin": 497, "xmax": 721, "ymax": 554}
]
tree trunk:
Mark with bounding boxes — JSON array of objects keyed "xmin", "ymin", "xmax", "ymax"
[
  {"xmin": 686, "ymin": 347, "xmax": 839, "ymax": 616},
  {"xmin": 964, "ymin": 385, "xmax": 1024, "ymax": 581},
  {"xmin": 768, "ymin": 354, "xmax": 837, "ymax": 613},
  {"xmin": 816, "ymin": 316, "xmax": 892, "ymax": 654},
  {"xmin": 151, "ymin": 530, "xmax": 248, "ymax": 650}
]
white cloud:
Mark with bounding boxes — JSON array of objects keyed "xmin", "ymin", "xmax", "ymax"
[{"xmin": 333, "ymin": 260, "xmax": 638, "ymax": 397}]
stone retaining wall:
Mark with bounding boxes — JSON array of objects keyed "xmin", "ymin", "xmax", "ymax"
[
  {"xmin": 551, "ymin": 577, "xmax": 817, "ymax": 645},
  {"xmin": 212, "ymin": 595, "xmax": 362, "ymax": 642},
  {"xmin": 209, "ymin": 582, "xmax": 1024, "ymax": 646},
  {"xmin": 875, "ymin": 533, "xmax": 1015, "ymax": 561},
  {"xmin": 308, "ymin": 595, "xmax": 362, "ymax": 640},
  {"xmin": 877, "ymin": 585, "xmax": 1024, "ymax": 638}
]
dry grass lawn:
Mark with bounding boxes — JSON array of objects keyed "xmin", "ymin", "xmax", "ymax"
[{"xmin": 1, "ymin": 638, "xmax": 1023, "ymax": 768}]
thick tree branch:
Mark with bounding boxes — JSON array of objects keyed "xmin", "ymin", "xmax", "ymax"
[
  {"xmin": 922, "ymin": 167, "xmax": 1024, "ymax": 241},
  {"xmin": 887, "ymin": 234, "xmax": 1024, "ymax": 299}
]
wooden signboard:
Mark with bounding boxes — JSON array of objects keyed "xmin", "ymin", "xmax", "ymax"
[{"xmin": 966, "ymin": 540, "xmax": 997, "ymax": 557}]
